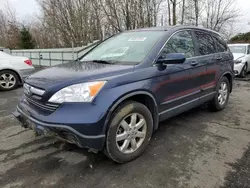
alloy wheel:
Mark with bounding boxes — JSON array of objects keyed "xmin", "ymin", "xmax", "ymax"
[
  {"xmin": 116, "ymin": 113, "xmax": 147, "ymax": 154},
  {"xmin": 0, "ymin": 73, "xmax": 16, "ymax": 89},
  {"xmin": 218, "ymin": 82, "xmax": 228, "ymax": 106}
]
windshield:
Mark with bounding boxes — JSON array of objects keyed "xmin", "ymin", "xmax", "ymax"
[
  {"xmin": 81, "ymin": 31, "xmax": 165, "ymax": 65},
  {"xmin": 229, "ymin": 46, "xmax": 246, "ymax": 54}
]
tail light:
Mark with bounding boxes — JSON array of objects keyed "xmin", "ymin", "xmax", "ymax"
[{"xmin": 24, "ymin": 59, "xmax": 32, "ymax": 66}]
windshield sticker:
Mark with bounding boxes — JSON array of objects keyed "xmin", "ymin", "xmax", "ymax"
[
  {"xmin": 128, "ymin": 37, "xmax": 147, "ymax": 42},
  {"xmin": 101, "ymin": 47, "xmax": 129, "ymax": 58}
]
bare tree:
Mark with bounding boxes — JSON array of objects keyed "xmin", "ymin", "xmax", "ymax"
[
  {"xmin": 170, "ymin": 0, "xmax": 177, "ymax": 25},
  {"xmin": 100, "ymin": 0, "xmax": 165, "ymax": 32},
  {"xmin": 36, "ymin": 0, "xmax": 104, "ymax": 47},
  {"xmin": 202, "ymin": 0, "xmax": 239, "ymax": 33},
  {"xmin": 193, "ymin": 0, "xmax": 199, "ymax": 26},
  {"xmin": 0, "ymin": 0, "xmax": 239, "ymax": 49},
  {"xmin": 181, "ymin": 0, "xmax": 185, "ymax": 24},
  {"xmin": 167, "ymin": 0, "xmax": 171, "ymax": 25},
  {"xmin": 0, "ymin": 1, "xmax": 19, "ymax": 48}
]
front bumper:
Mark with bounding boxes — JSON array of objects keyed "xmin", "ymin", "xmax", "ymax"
[
  {"xmin": 13, "ymin": 105, "xmax": 106, "ymax": 150},
  {"xmin": 234, "ymin": 63, "xmax": 245, "ymax": 76}
]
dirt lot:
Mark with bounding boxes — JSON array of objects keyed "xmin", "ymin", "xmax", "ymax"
[{"xmin": 0, "ymin": 80, "xmax": 250, "ymax": 188}]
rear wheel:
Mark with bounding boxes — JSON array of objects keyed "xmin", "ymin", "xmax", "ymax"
[
  {"xmin": 240, "ymin": 63, "xmax": 247, "ymax": 78},
  {"xmin": 0, "ymin": 70, "xmax": 19, "ymax": 91},
  {"xmin": 105, "ymin": 101, "xmax": 153, "ymax": 163},
  {"xmin": 209, "ymin": 76, "xmax": 230, "ymax": 111}
]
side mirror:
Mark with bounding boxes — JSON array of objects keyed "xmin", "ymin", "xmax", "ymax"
[{"xmin": 157, "ymin": 53, "xmax": 186, "ymax": 65}]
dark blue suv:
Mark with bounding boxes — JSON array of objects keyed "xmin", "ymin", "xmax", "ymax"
[{"xmin": 13, "ymin": 26, "xmax": 234, "ymax": 163}]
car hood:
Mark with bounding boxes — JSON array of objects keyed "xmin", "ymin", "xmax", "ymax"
[
  {"xmin": 233, "ymin": 53, "xmax": 246, "ymax": 61},
  {"xmin": 25, "ymin": 61, "xmax": 135, "ymax": 89}
]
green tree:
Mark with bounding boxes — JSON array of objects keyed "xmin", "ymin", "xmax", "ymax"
[
  {"xmin": 230, "ymin": 32, "xmax": 250, "ymax": 43},
  {"xmin": 19, "ymin": 26, "xmax": 35, "ymax": 49}
]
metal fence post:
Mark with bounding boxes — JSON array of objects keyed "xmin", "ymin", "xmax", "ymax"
[
  {"xmin": 61, "ymin": 52, "xmax": 64, "ymax": 64},
  {"xmin": 72, "ymin": 41, "xmax": 74, "ymax": 60},
  {"xmin": 39, "ymin": 52, "xmax": 41, "ymax": 67},
  {"xmin": 49, "ymin": 52, "xmax": 51, "ymax": 66}
]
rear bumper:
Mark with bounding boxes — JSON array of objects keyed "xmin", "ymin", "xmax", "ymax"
[{"xmin": 13, "ymin": 105, "xmax": 106, "ymax": 150}]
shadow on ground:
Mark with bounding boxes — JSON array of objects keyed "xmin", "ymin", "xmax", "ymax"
[{"xmin": 221, "ymin": 144, "xmax": 250, "ymax": 188}]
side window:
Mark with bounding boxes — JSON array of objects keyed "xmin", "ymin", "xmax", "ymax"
[
  {"xmin": 247, "ymin": 46, "xmax": 250, "ymax": 54},
  {"xmin": 160, "ymin": 30, "xmax": 195, "ymax": 59},
  {"xmin": 195, "ymin": 31, "xmax": 216, "ymax": 55},
  {"xmin": 213, "ymin": 36, "xmax": 228, "ymax": 52}
]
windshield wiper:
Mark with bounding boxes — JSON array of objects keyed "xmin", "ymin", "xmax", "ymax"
[{"xmin": 92, "ymin": 60, "xmax": 114, "ymax": 64}]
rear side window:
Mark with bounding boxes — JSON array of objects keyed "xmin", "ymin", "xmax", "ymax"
[
  {"xmin": 248, "ymin": 46, "xmax": 250, "ymax": 54},
  {"xmin": 161, "ymin": 30, "xmax": 195, "ymax": 58},
  {"xmin": 213, "ymin": 36, "xmax": 228, "ymax": 52},
  {"xmin": 195, "ymin": 31, "xmax": 216, "ymax": 55}
]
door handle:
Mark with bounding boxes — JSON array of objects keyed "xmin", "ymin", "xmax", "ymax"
[
  {"xmin": 191, "ymin": 61, "xmax": 198, "ymax": 66},
  {"xmin": 215, "ymin": 56, "xmax": 222, "ymax": 60}
]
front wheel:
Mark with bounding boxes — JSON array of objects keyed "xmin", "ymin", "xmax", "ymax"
[
  {"xmin": 105, "ymin": 101, "xmax": 153, "ymax": 163},
  {"xmin": 209, "ymin": 76, "xmax": 230, "ymax": 111},
  {"xmin": 240, "ymin": 63, "xmax": 248, "ymax": 78}
]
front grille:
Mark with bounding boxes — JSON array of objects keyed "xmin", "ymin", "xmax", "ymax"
[
  {"xmin": 25, "ymin": 95, "xmax": 59, "ymax": 112},
  {"xmin": 24, "ymin": 83, "xmax": 59, "ymax": 113}
]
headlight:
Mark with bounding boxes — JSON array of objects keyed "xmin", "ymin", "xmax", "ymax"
[
  {"xmin": 48, "ymin": 81, "xmax": 106, "ymax": 103},
  {"xmin": 235, "ymin": 59, "xmax": 243, "ymax": 64}
]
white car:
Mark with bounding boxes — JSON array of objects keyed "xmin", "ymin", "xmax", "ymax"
[
  {"xmin": 0, "ymin": 51, "xmax": 35, "ymax": 91},
  {"xmin": 228, "ymin": 44, "xmax": 250, "ymax": 78}
]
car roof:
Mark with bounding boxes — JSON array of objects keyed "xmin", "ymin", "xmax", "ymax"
[
  {"xmin": 129, "ymin": 25, "xmax": 221, "ymax": 36},
  {"xmin": 228, "ymin": 43, "xmax": 250, "ymax": 46}
]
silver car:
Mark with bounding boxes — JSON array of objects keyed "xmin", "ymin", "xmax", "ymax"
[
  {"xmin": 0, "ymin": 51, "xmax": 35, "ymax": 91},
  {"xmin": 228, "ymin": 44, "xmax": 250, "ymax": 78}
]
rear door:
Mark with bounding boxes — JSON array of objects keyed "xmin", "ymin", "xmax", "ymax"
[{"xmin": 193, "ymin": 31, "xmax": 219, "ymax": 97}]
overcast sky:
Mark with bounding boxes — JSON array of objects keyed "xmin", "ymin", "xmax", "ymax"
[
  {"xmin": 0, "ymin": 0, "xmax": 40, "ymax": 19},
  {"xmin": 0, "ymin": 0, "xmax": 250, "ymax": 33}
]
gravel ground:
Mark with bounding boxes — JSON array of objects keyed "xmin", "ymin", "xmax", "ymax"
[{"xmin": 0, "ymin": 79, "xmax": 250, "ymax": 188}]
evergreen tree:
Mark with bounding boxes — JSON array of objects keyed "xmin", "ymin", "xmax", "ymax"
[
  {"xmin": 230, "ymin": 32, "xmax": 250, "ymax": 43},
  {"xmin": 19, "ymin": 26, "xmax": 35, "ymax": 49}
]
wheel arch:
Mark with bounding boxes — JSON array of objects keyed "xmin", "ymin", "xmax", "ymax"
[
  {"xmin": 221, "ymin": 72, "xmax": 233, "ymax": 93},
  {"xmin": 246, "ymin": 61, "xmax": 250, "ymax": 71},
  {"xmin": 103, "ymin": 91, "xmax": 159, "ymax": 134},
  {"xmin": 0, "ymin": 68, "xmax": 23, "ymax": 84}
]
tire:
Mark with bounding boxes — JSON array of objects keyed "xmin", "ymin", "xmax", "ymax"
[
  {"xmin": 0, "ymin": 70, "xmax": 19, "ymax": 91},
  {"xmin": 209, "ymin": 76, "xmax": 230, "ymax": 112},
  {"xmin": 104, "ymin": 101, "xmax": 153, "ymax": 163},
  {"xmin": 240, "ymin": 63, "xmax": 247, "ymax": 78}
]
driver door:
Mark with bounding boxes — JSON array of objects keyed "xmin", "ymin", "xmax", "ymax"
[{"xmin": 154, "ymin": 30, "xmax": 202, "ymax": 120}]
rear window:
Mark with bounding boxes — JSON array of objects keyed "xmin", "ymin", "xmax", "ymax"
[
  {"xmin": 229, "ymin": 46, "xmax": 246, "ymax": 54},
  {"xmin": 213, "ymin": 36, "xmax": 228, "ymax": 52},
  {"xmin": 194, "ymin": 31, "xmax": 216, "ymax": 55}
]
